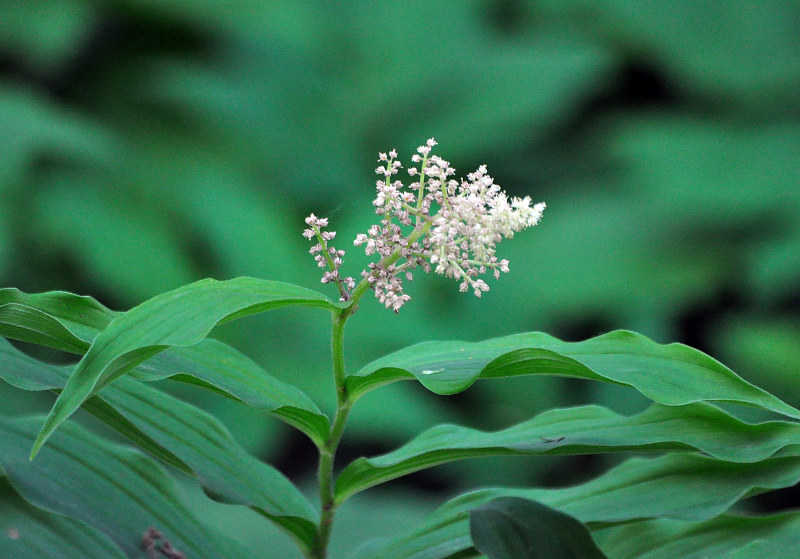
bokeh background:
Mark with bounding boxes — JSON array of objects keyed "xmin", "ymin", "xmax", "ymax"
[{"xmin": 2, "ymin": 1, "xmax": 799, "ymax": 556}]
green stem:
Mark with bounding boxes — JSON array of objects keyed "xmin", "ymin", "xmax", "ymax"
[
  {"xmin": 414, "ymin": 153, "xmax": 429, "ymax": 225},
  {"xmin": 312, "ymin": 213, "xmax": 438, "ymax": 557},
  {"xmin": 313, "ymin": 306, "xmax": 354, "ymax": 558}
]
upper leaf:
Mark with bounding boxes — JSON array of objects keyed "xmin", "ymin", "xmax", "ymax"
[
  {"xmin": 132, "ymin": 340, "xmax": 330, "ymax": 446},
  {"xmin": 347, "ymin": 330, "xmax": 800, "ymax": 420},
  {"xmin": 0, "ymin": 288, "xmax": 116, "ymax": 353},
  {"xmin": 31, "ymin": 277, "xmax": 340, "ymax": 457},
  {"xmin": 0, "ymin": 286, "xmax": 331, "ymax": 445}
]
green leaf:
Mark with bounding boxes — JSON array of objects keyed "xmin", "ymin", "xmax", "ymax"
[
  {"xmin": 79, "ymin": 395, "xmax": 191, "ymax": 473},
  {"xmin": 0, "ymin": 416, "xmax": 251, "ymax": 559},
  {"xmin": 347, "ymin": 330, "xmax": 800, "ymax": 420},
  {"xmin": 0, "ymin": 339, "xmax": 319, "ymax": 551},
  {"xmin": 600, "ymin": 512, "xmax": 800, "ymax": 559},
  {"xmin": 100, "ymin": 376, "xmax": 320, "ymax": 550},
  {"xmin": 435, "ymin": 454, "xmax": 800, "ymax": 526},
  {"xmin": 133, "ymin": 340, "xmax": 330, "ymax": 446},
  {"xmin": 0, "ymin": 288, "xmax": 115, "ymax": 353},
  {"xmin": 0, "ymin": 337, "xmax": 67, "ymax": 391},
  {"xmin": 0, "ymin": 478, "xmax": 126, "ymax": 559},
  {"xmin": 0, "ymin": 286, "xmax": 330, "ymax": 445},
  {"xmin": 31, "ymin": 277, "xmax": 340, "ymax": 457},
  {"xmin": 335, "ymin": 401, "xmax": 800, "ymax": 503},
  {"xmin": 470, "ymin": 497, "xmax": 608, "ymax": 559},
  {"xmin": 356, "ymin": 452, "xmax": 800, "ymax": 559}
]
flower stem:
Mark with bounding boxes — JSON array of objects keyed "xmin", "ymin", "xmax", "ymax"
[
  {"xmin": 313, "ymin": 216, "xmax": 436, "ymax": 557},
  {"xmin": 348, "ymin": 219, "xmax": 434, "ymax": 304},
  {"xmin": 414, "ymin": 153, "xmax": 429, "ymax": 226},
  {"xmin": 312, "ymin": 225, "xmax": 350, "ymax": 301}
]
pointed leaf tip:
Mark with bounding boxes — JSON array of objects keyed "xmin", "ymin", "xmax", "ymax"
[{"xmin": 30, "ymin": 420, "xmax": 54, "ymax": 460}]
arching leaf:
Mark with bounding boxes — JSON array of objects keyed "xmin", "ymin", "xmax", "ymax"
[
  {"xmin": 0, "ymin": 288, "xmax": 115, "ymax": 353},
  {"xmin": 355, "ymin": 453, "xmax": 800, "ymax": 559},
  {"xmin": 600, "ymin": 512, "xmax": 800, "ymax": 559},
  {"xmin": 133, "ymin": 340, "xmax": 330, "ymax": 446},
  {"xmin": 335, "ymin": 402, "xmax": 800, "ymax": 503},
  {"xmin": 31, "ymin": 277, "xmax": 340, "ymax": 457},
  {"xmin": 347, "ymin": 331, "xmax": 800, "ymax": 420}
]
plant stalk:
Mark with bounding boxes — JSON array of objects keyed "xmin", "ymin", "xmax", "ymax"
[
  {"xmin": 313, "ymin": 219, "xmax": 434, "ymax": 557},
  {"xmin": 313, "ymin": 306, "xmax": 355, "ymax": 558}
]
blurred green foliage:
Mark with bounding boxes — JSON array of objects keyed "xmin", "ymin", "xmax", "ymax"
[{"xmin": 2, "ymin": 1, "xmax": 799, "ymax": 556}]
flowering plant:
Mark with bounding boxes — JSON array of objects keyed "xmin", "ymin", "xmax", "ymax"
[{"xmin": 1, "ymin": 141, "xmax": 799, "ymax": 559}]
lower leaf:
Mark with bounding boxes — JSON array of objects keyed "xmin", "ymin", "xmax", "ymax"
[
  {"xmin": 0, "ymin": 478, "xmax": 126, "ymax": 559},
  {"xmin": 470, "ymin": 497, "xmax": 608, "ymax": 559},
  {"xmin": 598, "ymin": 512, "xmax": 800, "ymax": 559},
  {"xmin": 0, "ymin": 416, "xmax": 251, "ymax": 559}
]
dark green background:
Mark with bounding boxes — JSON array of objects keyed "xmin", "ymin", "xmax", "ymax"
[{"xmin": 2, "ymin": 1, "xmax": 799, "ymax": 556}]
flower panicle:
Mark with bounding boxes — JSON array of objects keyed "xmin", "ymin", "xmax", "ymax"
[
  {"xmin": 302, "ymin": 213, "xmax": 354, "ymax": 302},
  {"xmin": 303, "ymin": 139, "xmax": 545, "ymax": 312}
]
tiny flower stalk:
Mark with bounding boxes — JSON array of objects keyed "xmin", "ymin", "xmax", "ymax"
[
  {"xmin": 304, "ymin": 139, "xmax": 545, "ymax": 558},
  {"xmin": 303, "ymin": 214, "xmax": 356, "ymax": 302}
]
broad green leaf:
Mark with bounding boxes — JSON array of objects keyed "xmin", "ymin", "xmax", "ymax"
[
  {"xmin": 0, "ymin": 288, "xmax": 115, "ymax": 353},
  {"xmin": 32, "ymin": 277, "xmax": 340, "ymax": 457},
  {"xmin": 0, "ymin": 478, "xmax": 126, "ymax": 559},
  {"xmin": 101, "ymin": 376, "xmax": 319, "ymax": 550},
  {"xmin": 599, "ymin": 512, "xmax": 800, "ymax": 559},
  {"xmin": 470, "ymin": 497, "xmax": 607, "ymax": 559},
  {"xmin": 0, "ymin": 339, "xmax": 319, "ymax": 551},
  {"xmin": 347, "ymin": 330, "xmax": 800, "ymax": 420},
  {"xmin": 0, "ymin": 286, "xmax": 330, "ymax": 444},
  {"xmin": 435, "ymin": 454, "xmax": 800, "ymax": 526},
  {"xmin": 0, "ymin": 416, "xmax": 251, "ymax": 559},
  {"xmin": 78, "ymin": 395, "xmax": 191, "ymax": 473},
  {"xmin": 357, "ymin": 453, "xmax": 800, "ymax": 559},
  {"xmin": 133, "ymin": 340, "xmax": 330, "ymax": 446},
  {"xmin": 335, "ymin": 401, "xmax": 800, "ymax": 503}
]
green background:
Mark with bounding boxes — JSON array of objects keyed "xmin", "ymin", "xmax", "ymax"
[{"xmin": 2, "ymin": 1, "xmax": 799, "ymax": 556}]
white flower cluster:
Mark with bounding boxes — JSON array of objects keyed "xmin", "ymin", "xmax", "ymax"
[
  {"xmin": 302, "ymin": 214, "xmax": 355, "ymax": 301},
  {"xmin": 351, "ymin": 144, "xmax": 436, "ymax": 312},
  {"xmin": 304, "ymin": 139, "xmax": 545, "ymax": 312},
  {"xmin": 429, "ymin": 163, "xmax": 545, "ymax": 296}
]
